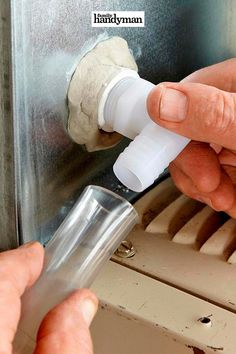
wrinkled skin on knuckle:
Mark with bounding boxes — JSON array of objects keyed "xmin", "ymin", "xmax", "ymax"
[
  {"xmin": 220, "ymin": 92, "xmax": 236, "ymax": 133},
  {"xmin": 195, "ymin": 90, "xmax": 235, "ymax": 138},
  {"xmin": 201, "ymin": 92, "xmax": 224, "ymax": 131}
]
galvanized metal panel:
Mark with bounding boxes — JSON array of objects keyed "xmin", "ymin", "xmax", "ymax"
[
  {"xmin": 2, "ymin": 0, "xmax": 236, "ymax": 247},
  {"xmin": 0, "ymin": 1, "xmax": 18, "ymax": 249}
]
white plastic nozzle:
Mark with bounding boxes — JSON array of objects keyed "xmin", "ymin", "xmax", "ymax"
[
  {"xmin": 98, "ymin": 70, "xmax": 190, "ymax": 192},
  {"xmin": 113, "ymin": 122, "xmax": 189, "ymax": 192}
]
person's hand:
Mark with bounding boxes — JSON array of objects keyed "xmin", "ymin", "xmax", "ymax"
[
  {"xmin": 147, "ymin": 58, "xmax": 236, "ymax": 218},
  {"xmin": 0, "ymin": 242, "xmax": 98, "ymax": 354}
]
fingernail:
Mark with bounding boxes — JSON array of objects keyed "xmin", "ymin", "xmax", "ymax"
[
  {"xmin": 160, "ymin": 88, "xmax": 188, "ymax": 122},
  {"xmin": 81, "ymin": 298, "xmax": 97, "ymax": 326},
  {"xmin": 19, "ymin": 241, "xmax": 37, "ymax": 249}
]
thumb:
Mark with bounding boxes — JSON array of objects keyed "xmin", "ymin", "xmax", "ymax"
[
  {"xmin": 34, "ymin": 289, "xmax": 98, "ymax": 354},
  {"xmin": 147, "ymin": 82, "xmax": 236, "ymax": 150}
]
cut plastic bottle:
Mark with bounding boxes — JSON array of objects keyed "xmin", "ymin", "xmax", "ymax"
[{"xmin": 14, "ymin": 185, "xmax": 139, "ymax": 353}]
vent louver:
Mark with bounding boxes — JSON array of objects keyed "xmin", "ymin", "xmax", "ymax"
[{"xmin": 134, "ymin": 178, "xmax": 235, "ymax": 262}]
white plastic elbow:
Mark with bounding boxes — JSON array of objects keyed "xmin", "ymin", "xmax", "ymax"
[{"xmin": 98, "ymin": 69, "xmax": 190, "ymax": 192}]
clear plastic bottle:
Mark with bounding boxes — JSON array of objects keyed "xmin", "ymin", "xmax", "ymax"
[{"xmin": 14, "ymin": 185, "xmax": 139, "ymax": 353}]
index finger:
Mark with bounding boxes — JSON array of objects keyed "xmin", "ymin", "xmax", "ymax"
[
  {"xmin": 182, "ymin": 58, "xmax": 236, "ymax": 92},
  {"xmin": 0, "ymin": 242, "xmax": 44, "ymax": 353}
]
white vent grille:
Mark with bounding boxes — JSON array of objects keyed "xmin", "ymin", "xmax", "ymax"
[
  {"xmin": 112, "ymin": 177, "xmax": 236, "ymax": 310},
  {"xmin": 135, "ymin": 178, "xmax": 235, "ymax": 262}
]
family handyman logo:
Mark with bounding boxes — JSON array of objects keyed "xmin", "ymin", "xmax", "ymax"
[{"xmin": 92, "ymin": 11, "xmax": 145, "ymax": 27}]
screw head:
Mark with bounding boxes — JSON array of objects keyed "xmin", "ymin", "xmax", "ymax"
[{"xmin": 115, "ymin": 240, "xmax": 136, "ymax": 258}]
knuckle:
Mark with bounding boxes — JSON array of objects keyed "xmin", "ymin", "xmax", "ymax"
[
  {"xmin": 220, "ymin": 93, "xmax": 236, "ymax": 132},
  {"xmin": 199, "ymin": 91, "xmax": 236, "ymax": 134},
  {"xmin": 212, "ymin": 197, "xmax": 234, "ymax": 212}
]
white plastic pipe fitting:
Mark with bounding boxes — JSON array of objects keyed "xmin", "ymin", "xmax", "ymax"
[{"xmin": 98, "ymin": 69, "xmax": 190, "ymax": 192}]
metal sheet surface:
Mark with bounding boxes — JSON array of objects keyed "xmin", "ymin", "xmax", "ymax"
[
  {"xmin": 0, "ymin": 1, "xmax": 17, "ymax": 249},
  {"xmin": 6, "ymin": 0, "xmax": 236, "ymax": 246}
]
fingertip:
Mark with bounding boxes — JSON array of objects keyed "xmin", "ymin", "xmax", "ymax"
[
  {"xmin": 79, "ymin": 288, "xmax": 98, "ymax": 305},
  {"xmin": 225, "ymin": 196, "xmax": 236, "ymax": 218},
  {"xmin": 59, "ymin": 289, "xmax": 98, "ymax": 328},
  {"xmin": 80, "ymin": 297, "xmax": 98, "ymax": 327},
  {"xmin": 212, "ymin": 192, "xmax": 235, "ymax": 212},
  {"xmin": 18, "ymin": 241, "xmax": 45, "ymax": 286},
  {"xmin": 21, "ymin": 240, "xmax": 44, "ymax": 256},
  {"xmin": 71, "ymin": 288, "xmax": 98, "ymax": 310},
  {"xmin": 209, "ymin": 173, "xmax": 235, "ymax": 212},
  {"xmin": 211, "ymin": 197, "xmax": 234, "ymax": 212},
  {"xmin": 19, "ymin": 241, "xmax": 44, "ymax": 254}
]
